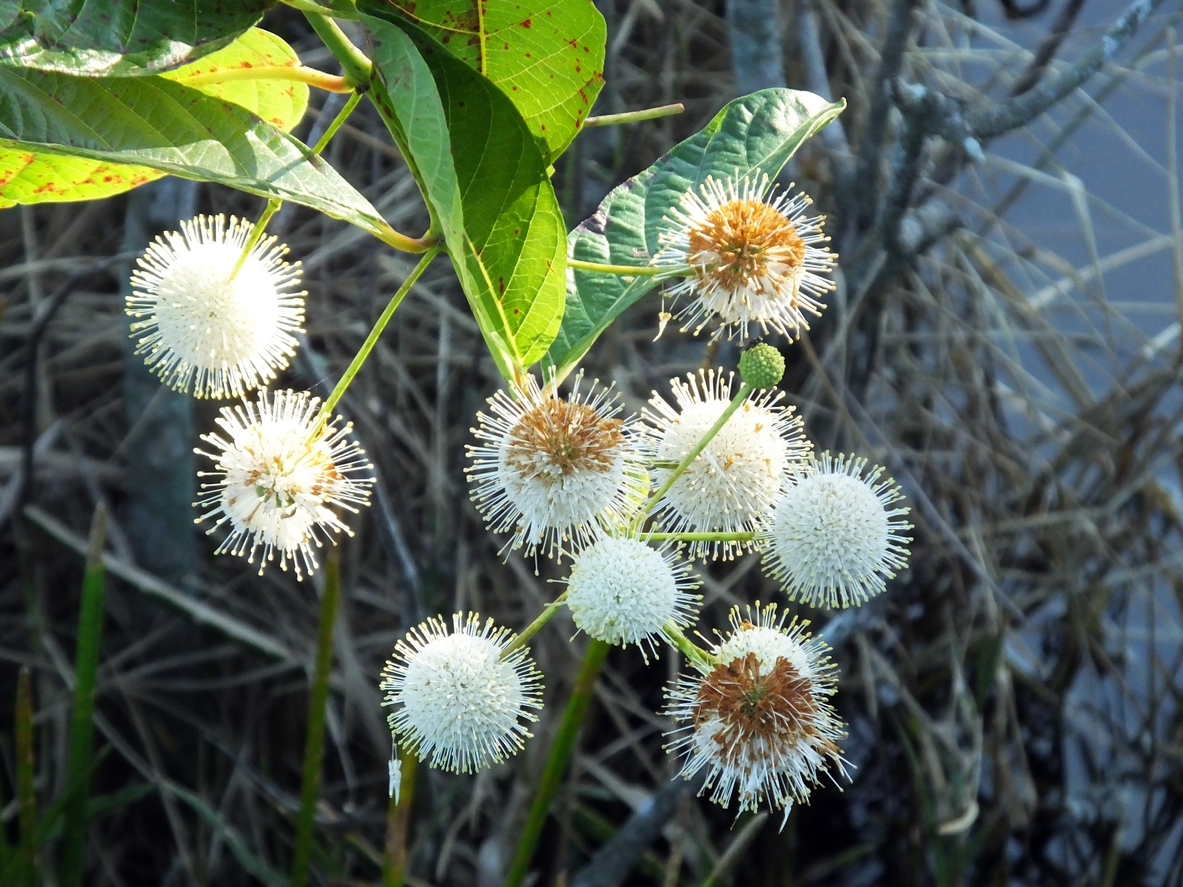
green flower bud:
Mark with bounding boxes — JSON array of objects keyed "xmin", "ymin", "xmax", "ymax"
[{"xmin": 738, "ymin": 343, "xmax": 785, "ymax": 389}]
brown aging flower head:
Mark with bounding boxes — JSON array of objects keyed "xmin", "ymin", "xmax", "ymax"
[{"xmin": 665, "ymin": 604, "xmax": 848, "ymax": 815}]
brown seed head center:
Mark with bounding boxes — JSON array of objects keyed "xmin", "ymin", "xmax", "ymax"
[
  {"xmin": 693, "ymin": 653, "xmax": 818, "ymax": 752},
  {"xmin": 687, "ymin": 199, "xmax": 805, "ymax": 288},
  {"xmin": 506, "ymin": 399, "xmax": 624, "ymax": 480}
]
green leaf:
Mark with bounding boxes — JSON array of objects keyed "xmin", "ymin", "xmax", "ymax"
[
  {"xmin": 365, "ymin": 0, "xmax": 605, "ymax": 160},
  {"xmin": 0, "ymin": 0, "xmax": 274, "ymax": 76},
  {"xmin": 0, "ymin": 27, "xmax": 312, "ymax": 208},
  {"xmin": 544, "ymin": 89, "xmax": 845, "ymax": 381},
  {"xmin": 0, "ymin": 65, "xmax": 398, "ymax": 243},
  {"xmin": 363, "ymin": 11, "xmax": 566, "ymax": 377}
]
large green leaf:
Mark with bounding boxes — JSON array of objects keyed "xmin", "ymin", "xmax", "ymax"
[
  {"xmin": 363, "ymin": 10, "xmax": 566, "ymax": 377},
  {"xmin": 366, "ymin": 0, "xmax": 605, "ymax": 160},
  {"xmin": 544, "ymin": 89, "xmax": 845, "ymax": 382},
  {"xmin": 0, "ymin": 66, "xmax": 397, "ymax": 242},
  {"xmin": 0, "ymin": 0, "xmax": 274, "ymax": 76},
  {"xmin": 0, "ymin": 28, "xmax": 313, "ymax": 208}
]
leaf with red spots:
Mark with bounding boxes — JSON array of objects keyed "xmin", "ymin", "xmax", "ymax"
[
  {"xmin": 545, "ymin": 89, "xmax": 845, "ymax": 382},
  {"xmin": 363, "ymin": 11, "xmax": 565, "ymax": 379},
  {"xmin": 0, "ymin": 28, "xmax": 312, "ymax": 207},
  {"xmin": 0, "ymin": 0, "xmax": 275, "ymax": 76},
  {"xmin": 361, "ymin": 0, "xmax": 604, "ymax": 161}
]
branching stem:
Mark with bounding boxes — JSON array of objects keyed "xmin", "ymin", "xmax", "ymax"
[
  {"xmin": 645, "ymin": 531, "xmax": 756, "ymax": 543},
  {"xmin": 635, "ymin": 382, "xmax": 755, "ymax": 527},
  {"xmin": 663, "ymin": 623, "xmax": 717, "ymax": 668},
  {"xmin": 304, "ymin": 11, "xmax": 372, "ymax": 86},
  {"xmin": 312, "ymin": 89, "xmax": 364, "ymax": 155},
  {"xmin": 503, "ymin": 592, "xmax": 568, "ymax": 659},
  {"xmin": 316, "ymin": 246, "xmax": 440, "ymax": 423},
  {"xmin": 229, "ymin": 198, "xmax": 282, "ymax": 281}
]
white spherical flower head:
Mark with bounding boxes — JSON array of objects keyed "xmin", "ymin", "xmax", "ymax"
[
  {"xmin": 195, "ymin": 389, "xmax": 373, "ymax": 579},
  {"xmin": 466, "ymin": 373, "xmax": 648, "ymax": 560},
  {"xmin": 642, "ymin": 370, "xmax": 810, "ymax": 560},
  {"xmin": 565, "ymin": 537, "xmax": 701, "ymax": 660},
  {"xmin": 762, "ymin": 453, "xmax": 912, "ymax": 608},
  {"xmin": 664, "ymin": 604, "xmax": 847, "ymax": 815},
  {"xmin": 381, "ymin": 613, "xmax": 544, "ymax": 774},
  {"xmin": 652, "ymin": 174, "xmax": 836, "ymax": 340},
  {"xmin": 128, "ymin": 214, "xmax": 305, "ymax": 399}
]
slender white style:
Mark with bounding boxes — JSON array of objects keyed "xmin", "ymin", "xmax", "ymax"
[
  {"xmin": 762, "ymin": 453, "xmax": 912, "ymax": 608},
  {"xmin": 380, "ymin": 613, "xmax": 544, "ymax": 774},
  {"xmin": 128, "ymin": 214, "xmax": 305, "ymax": 398},
  {"xmin": 564, "ymin": 537, "xmax": 700, "ymax": 660},
  {"xmin": 642, "ymin": 370, "xmax": 810, "ymax": 560},
  {"xmin": 194, "ymin": 389, "xmax": 373, "ymax": 579},
  {"xmin": 466, "ymin": 373, "xmax": 648, "ymax": 560},
  {"xmin": 665, "ymin": 604, "xmax": 847, "ymax": 815},
  {"xmin": 652, "ymin": 174, "xmax": 835, "ymax": 340}
]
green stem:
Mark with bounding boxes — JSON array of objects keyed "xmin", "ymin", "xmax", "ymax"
[
  {"xmin": 16, "ymin": 666, "xmax": 36, "ymax": 887},
  {"xmin": 312, "ymin": 90, "xmax": 364, "ymax": 155},
  {"xmin": 180, "ymin": 66, "xmax": 351, "ymax": 92},
  {"xmin": 229, "ymin": 198, "xmax": 282, "ymax": 281},
  {"xmin": 382, "ymin": 751, "xmax": 418, "ymax": 887},
  {"xmin": 290, "ymin": 549, "xmax": 341, "ymax": 887},
  {"xmin": 504, "ymin": 640, "xmax": 611, "ymax": 887},
  {"xmin": 304, "ymin": 12, "xmax": 372, "ymax": 87},
  {"xmin": 584, "ymin": 103, "xmax": 685, "ymax": 127},
  {"xmin": 568, "ymin": 257, "xmax": 659, "ymax": 277},
  {"xmin": 60, "ymin": 505, "xmax": 108, "ymax": 887},
  {"xmin": 502, "ymin": 593, "xmax": 567, "ymax": 659},
  {"xmin": 316, "ymin": 246, "xmax": 439, "ymax": 421},
  {"xmin": 645, "ymin": 531, "xmax": 756, "ymax": 543},
  {"xmin": 663, "ymin": 623, "xmax": 716, "ymax": 669},
  {"xmin": 636, "ymin": 382, "xmax": 755, "ymax": 526}
]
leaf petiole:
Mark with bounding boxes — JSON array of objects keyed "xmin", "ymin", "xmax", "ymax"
[
  {"xmin": 567, "ymin": 257, "xmax": 659, "ymax": 277},
  {"xmin": 584, "ymin": 102, "xmax": 685, "ymax": 127}
]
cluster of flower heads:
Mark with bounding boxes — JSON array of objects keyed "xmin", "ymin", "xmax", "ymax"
[
  {"xmin": 127, "ymin": 214, "xmax": 375, "ymax": 579},
  {"xmin": 131, "ymin": 174, "xmax": 915, "ymax": 821},
  {"xmin": 386, "ymin": 175, "xmax": 913, "ymax": 819}
]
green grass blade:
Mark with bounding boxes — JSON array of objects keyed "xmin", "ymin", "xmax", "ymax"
[
  {"xmin": 60, "ymin": 504, "xmax": 108, "ymax": 887},
  {"xmin": 504, "ymin": 639, "xmax": 610, "ymax": 887},
  {"xmin": 382, "ymin": 751, "xmax": 418, "ymax": 887},
  {"xmin": 15, "ymin": 666, "xmax": 36, "ymax": 887},
  {"xmin": 290, "ymin": 547, "xmax": 341, "ymax": 887}
]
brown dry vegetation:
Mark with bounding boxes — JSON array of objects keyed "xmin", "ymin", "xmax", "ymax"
[{"xmin": 2, "ymin": 1, "xmax": 1182, "ymax": 886}]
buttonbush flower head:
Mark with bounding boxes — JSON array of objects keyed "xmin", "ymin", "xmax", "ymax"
[
  {"xmin": 564, "ymin": 537, "xmax": 701, "ymax": 661},
  {"xmin": 128, "ymin": 214, "xmax": 305, "ymax": 399},
  {"xmin": 652, "ymin": 174, "xmax": 835, "ymax": 340},
  {"xmin": 665, "ymin": 604, "xmax": 847, "ymax": 816},
  {"xmin": 195, "ymin": 389, "xmax": 373, "ymax": 579},
  {"xmin": 762, "ymin": 453, "xmax": 912, "ymax": 608},
  {"xmin": 380, "ymin": 612, "xmax": 543, "ymax": 774},
  {"xmin": 642, "ymin": 370, "xmax": 810, "ymax": 560},
  {"xmin": 466, "ymin": 373, "xmax": 648, "ymax": 560}
]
